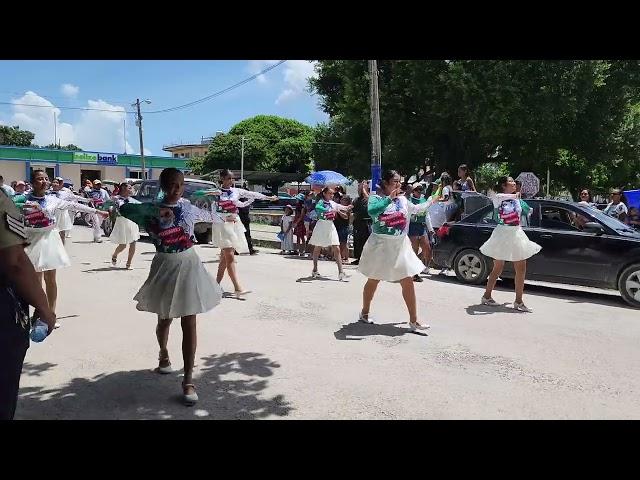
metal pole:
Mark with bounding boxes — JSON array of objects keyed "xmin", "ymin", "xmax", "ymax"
[
  {"xmin": 368, "ymin": 60, "xmax": 382, "ymax": 191},
  {"xmin": 546, "ymin": 167, "xmax": 550, "ymax": 198},
  {"xmin": 53, "ymin": 112, "xmax": 57, "ymax": 147},
  {"xmin": 135, "ymin": 99, "xmax": 146, "ymax": 179},
  {"xmin": 123, "ymin": 118, "xmax": 127, "ymax": 154},
  {"xmin": 240, "ymin": 135, "xmax": 245, "ymax": 183}
]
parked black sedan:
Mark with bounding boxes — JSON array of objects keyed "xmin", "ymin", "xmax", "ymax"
[{"xmin": 432, "ymin": 198, "xmax": 640, "ymax": 308}]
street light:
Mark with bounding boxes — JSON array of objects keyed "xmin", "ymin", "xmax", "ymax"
[{"xmin": 132, "ymin": 99, "xmax": 151, "ymax": 179}]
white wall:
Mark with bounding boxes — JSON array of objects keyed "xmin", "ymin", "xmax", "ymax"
[
  {"xmin": 0, "ymin": 160, "xmax": 26, "ymax": 184},
  {"xmin": 59, "ymin": 164, "xmax": 80, "ymax": 188}
]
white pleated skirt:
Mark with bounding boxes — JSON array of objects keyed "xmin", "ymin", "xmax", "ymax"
[
  {"xmin": 358, "ymin": 233, "xmax": 424, "ymax": 282},
  {"xmin": 25, "ymin": 227, "xmax": 71, "ymax": 272},
  {"xmin": 54, "ymin": 209, "xmax": 74, "ymax": 232},
  {"xmin": 480, "ymin": 224, "xmax": 541, "ymax": 262},
  {"xmin": 212, "ymin": 221, "xmax": 249, "ymax": 253},
  {"xmin": 133, "ymin": 248, "xmax": 222, "ymax": 318},
  {"xmin": 309, "ymin": 219, "xmax": 339, "ymax": 247},
  {"xmin": 109, "ymin": 216, "xmax": 140, "ymax": 245}
]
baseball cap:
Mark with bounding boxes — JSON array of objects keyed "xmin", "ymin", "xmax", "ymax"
[{"xmin": 93, "ymin": 179, "xmax": 102, "ymax": 185}]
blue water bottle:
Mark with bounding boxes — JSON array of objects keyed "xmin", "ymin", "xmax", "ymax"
[{"xmin": 30, "ymin": 319, "xmax": 49, "ymax": 343}]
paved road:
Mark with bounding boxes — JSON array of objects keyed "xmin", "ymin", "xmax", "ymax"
[{"xmin": 16, "ymin": 226, "xmax": 640, "ymax": 419}]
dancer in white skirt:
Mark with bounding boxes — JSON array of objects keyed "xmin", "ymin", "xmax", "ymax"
[
  {"xmin": 109, "ymin": 182, "xmax": 141, "ymax": 269},
  {"xmin": 50, "ymin": 177, "xmax": 91, "ymax": 244},
  {"xmin": 358, "ymin": 170, "xmax": 434, "ymax": 331},
  {"xmin": 16, "ymin": 170, "xmax": 108, "ymax": 320},
  {"xmin": 480, "ymin": 175, "xmax": 541, "ymax": 312},
  {"xmin": 210, "ymin": 169, "xmax": 277, "ymax": 297},
  {"xmin": 309, "ymin": 187, "xmax": 352, "ymax": 281},
  {"xmin": 119, "ymin": 168, "xmax": 225, "ymax": 406}
]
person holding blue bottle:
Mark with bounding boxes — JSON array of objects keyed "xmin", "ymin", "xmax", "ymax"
[{"xmin": 0, "ymin": 188, "xmax": 56, "ymax": 420}]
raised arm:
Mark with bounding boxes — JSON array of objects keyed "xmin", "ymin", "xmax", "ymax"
[
  {"xmin": 406, "ymin": 196, "xmax": 434, "ymax": 215},
  {"xmin": 187, "ymin": 202, "xmax": 224, "ymax": 224},
  {"xmin": 235, "ymin": 189, "xmax": 275, "ymax": 201},
  {"xmin": 55, "ymin": 197, "xmax": 104, "ymax": 215},
  {"xmin": 368, "ymin": 195, "xmax": 392, "ymax": 218}
]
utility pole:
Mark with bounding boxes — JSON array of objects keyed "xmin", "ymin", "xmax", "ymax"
[
  {"xmin": 123, "ymin": 118, "xmax": 127, "ymax": 154},
  {"xmin": 132, "ymin": 99, "xmax": 151, "ymax": 179},
  {"xmin": 53, "ymin": 111, "xmax": 57, "ymax": 147},
  {"xmin": 240, "ymin": 135, "xmax": 245, "ymax": 184},
  {"xmin": 368, "ymin": 60, "xmax": 382, "ymax": 191}
]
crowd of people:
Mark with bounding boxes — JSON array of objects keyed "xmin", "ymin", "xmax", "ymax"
[{"xmin": 1, "ymin": 163, "xmax": 639, "ymax": 419}]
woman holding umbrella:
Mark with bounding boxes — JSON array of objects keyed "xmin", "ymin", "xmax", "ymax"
[{"xmin": 305, "ymin": 171, "xmax": 353, "ymax": 281}]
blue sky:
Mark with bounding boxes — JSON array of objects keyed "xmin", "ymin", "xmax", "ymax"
[{"xmin": 0, "ymin": 60, "xmax": 328, "ymax": 156}]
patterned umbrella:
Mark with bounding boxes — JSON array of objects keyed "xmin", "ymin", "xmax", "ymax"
[{"xmin": 304, "ymin": 170, "xmax": 350, "ymax": 186}]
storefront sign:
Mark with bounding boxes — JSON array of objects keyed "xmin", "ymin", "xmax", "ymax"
[
  {"xmin": 72, "ymin": 152, "xmax": 118, "ymax": 165},
  {"xmin": 73, "ymin": 152, "xmax": 98, "ymax": 163},
  {"xmin": 97, "ymin": 153, "xmax": 118, "ymax": 165}
]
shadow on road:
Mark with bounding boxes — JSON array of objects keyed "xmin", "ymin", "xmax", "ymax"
[
  {"xmin": 81, "ymin": 266, "xmax": 123, "ymax": 273},
  {"xmin": 424, "ymin": 274, "xmax": 632, "ymax": 310},
  {"xmin": 22, "ymin": 362, "xmax": 58, "ymax": 377},
  {"xmin": 17, "ymin": 352, "xmax": 292, "ymax": 420},
  {"xmin": 296, "ymin": 275, "xmax": 340, "ymax": 283},
  {"xmin": 334, "ymin": 321, "xmax": 428, "ymax": 340},
  {"xmin": 465, "ymin": 303, "xmax": 519, "ymax": 315}
]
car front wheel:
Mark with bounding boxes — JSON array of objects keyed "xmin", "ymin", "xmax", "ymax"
[
  {"xmin": 618, "ymin": 263, "xmax": 640, "ymax": 308},
  {"xmin": 453, "ymin": 249, "xmax": 491, "ymax": 285}
]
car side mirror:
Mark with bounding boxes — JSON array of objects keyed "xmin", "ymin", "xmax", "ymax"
[{"xmin": 583, "ymin": 222, "xmax": 604, "ymax": 235}]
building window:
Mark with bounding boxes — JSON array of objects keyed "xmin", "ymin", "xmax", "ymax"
[
  {"xmin": 185, "ymin": 153, "xmax": 190, "ymax": 158},
  {"xmin": 173, "ymin": 153, "xmax": 179, "ymax": 158}
]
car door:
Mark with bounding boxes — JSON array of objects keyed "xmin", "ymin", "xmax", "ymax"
[{"xmin": 525, "ymin": 203, "xmax": 611, "ymax": 284}]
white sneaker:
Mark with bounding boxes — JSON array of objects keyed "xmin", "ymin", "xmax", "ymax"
[
  {"xmin": 358, "ymin": 312, "xmax": 374, "ymax": 324},
  {"xmin": 409, "ymin": 322, "xmax": 430, "ymax": 331},
  {"xmin": 54, "ymin": 322, "xmax": 61, "ymax": 329},
  {"xmin": 338, "ymin": 272, "xmax": 349, "ymax": 282},
  {"xmin": 94, "ymin": 238, "xmax": 103, "ymax": 243},
  {"xmin": 481, "ymin": 296, "xmax": 498, "ymax": 306},
  {"xmin": 311, "ymin": 271, "xmax": 320, "ymax": 279},
  {"xmin": 513, "ymin": 302, "xmax": 532, "ymax": 313}
]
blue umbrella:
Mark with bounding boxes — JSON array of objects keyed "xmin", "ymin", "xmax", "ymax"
[{"xmin": 305, "ymin": 170, "xmax": 350, "ymax": 186}]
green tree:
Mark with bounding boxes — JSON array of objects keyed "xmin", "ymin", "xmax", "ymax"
[
  {"xmin": 0, "ymin": 125, "xmax": 35, "ymax": 147},
  {"xmin": 201, "ymin": 115, "xmax": 314, "ymax": 175},
  {"xmin": 310, "ymin": 60, "xmax": 640, "ymax": 194},
  {"xmin": 43, "ymin": 143, "xmax": 83, "ymax": 151}
]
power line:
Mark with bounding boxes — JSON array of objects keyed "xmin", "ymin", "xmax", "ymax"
[
  {"xmin": 0, "ymin": 100, "xmax": 134, "ymax": 114},
  {"xmin": 0, "ymin": 60, "xmax": 286, "ymax": 116},
  {"xmin": 0, "ymin": 90, "xmax": 134, "ymax": 105},
  {"xmin": 145, "ymin": 60, "xmax": 287, "ymax": 114}
]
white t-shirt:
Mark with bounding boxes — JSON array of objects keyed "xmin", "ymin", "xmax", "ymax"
[{"xmin": 604, "ymin": 202, "xmax": 628, "ymax": 220}]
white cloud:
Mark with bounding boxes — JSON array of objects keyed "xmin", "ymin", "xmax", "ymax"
[
  {"xmin": 9, "ymin": 91, "xmax": 135, "ymax": 153},
  {"xmin": 247, "ymin": 60, "xmax": 281, "ymax": 84},
  {"xmin": 275, "ymin": 60, "xmax": 318, "ymax": 105},
  {"xmin": 143, "ymin": 147, "xmax": 152, "ymax": 156},
  {"xmin": 61, "ymin": 83, "xmax": 79, "ymax": 98}
]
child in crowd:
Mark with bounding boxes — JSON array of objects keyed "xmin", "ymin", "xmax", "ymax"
[{"xmin": 280, "ymin": 205, "xmax": 295, "ymax": 254}]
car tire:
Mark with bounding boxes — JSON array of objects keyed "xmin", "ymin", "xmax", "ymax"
[
  {"xmin": 453, "ymin": 249, "xmax": 491, "ymax": 285},
  {"xmin": 618, "ymin": 263, "xmax": 640, "ymax": 308}
]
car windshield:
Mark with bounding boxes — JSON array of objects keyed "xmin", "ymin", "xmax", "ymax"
[
  {"xmin": 580, "ymin": 205, "xmax": 637, "ymax": 233},
  {"xmin": 137, "ymin": 181, "xmax": 216, "ymax": 199}
]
